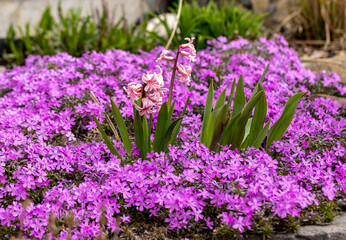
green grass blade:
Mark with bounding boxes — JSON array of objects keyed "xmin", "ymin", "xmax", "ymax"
[
  {"xmin": 266, "ymin": 92, "xmax": 307, "ymax": 150},
  {"xmin": 200, "ymin": 81, "xmax": 214, "ymax": 144},
  {"xmin": 110, "ymin": 98, "xmax": 132, "ymax": 155},
  {"xmin": 93, "ymin": 115, "xmax": 123, "ymax": 165},
  {"xmin": 231, "ymin": 74, "xmax": 245, "ymax": 119},
  {"xmin": 253, "ymin": 119, "xmax": 271, "ymax": 149}
]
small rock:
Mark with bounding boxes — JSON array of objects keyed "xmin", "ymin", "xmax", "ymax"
[{"xmin": 270, "ymin": 212, "xmax": 346, "ymax": 240}]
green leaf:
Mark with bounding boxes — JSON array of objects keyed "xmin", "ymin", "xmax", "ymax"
[
  {"xmin": 160, "ymin": 117, "xmax": 183, "ymax": 153},
  {"xmin": 110, "ymin": 98, "xmax": 132, "ymax": 155},
  {"xmin": 200, "ymin": 81, "xmax": 214, "ymax": 144},
  {"xmin": 253, "ymin": 119, "xmax": 271, "ymax": 149},
  {"xmin": 227, "ymin": 79, "xmax": 236, "ymax": 108},
  {"xmin": 170, "ymin": 96, "xmax": 190, "ymax": 146},
  {"xmin": 247, "ymin": 83, "xmax": 267, "ymax": 147},
  {"xmin": 214, "ymin": 88, "xmax": 226, "ymax": 110},
  {"xmin": 153, "ymin": 103, "xmax": 169, "ymax": 152},
  {"xmin": 231, "ymin": 74, "xmax": 245, "ymax": 119},
  {"xmin": 167, "ymin": 100, "xmax": 176, "ymax": 129},
  {"xmin": 205, "ymin": 112, "xmax": 215, "ymax": 148},
  {"xmin": 209, "ymin": 105, "xmax": 230, "ymax": 151},
  {"xmin": 242, "ymin": 117, "xmax": 253, "ymax": 145},
  {"xmin": 249, "ymin": 64, "xmax": 269, "ymax": 100},
  {"xmin": 266, "ymin": 92, "xmax": 307, "ymax": 150},
  {"xmin": 93, "ymin": 115, "xmax": 123, "ymax": 165},
  {"xmin": 229, "ymin": 90, "xmax": 264, "ymax": 150},
  {"xmin": 142, "ymin": 114, "xmax": 151, "ymax": 155},
  {"xmin": 133, "ymin": 105, "xmax": 145, "ymax": 159},
  {"xmin": 220, "ymin": 112, "xmax": 241, "ymax": 146}
]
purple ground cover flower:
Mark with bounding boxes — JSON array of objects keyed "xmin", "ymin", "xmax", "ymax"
[{"xmin": 0, "ymin": 35, "xmax": 345, "ymax": 239}]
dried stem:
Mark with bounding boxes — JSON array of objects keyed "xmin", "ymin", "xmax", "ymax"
[
  {"xmin": 165, "ymin": 0, "xmax": 183, "ymax": 50},
  {"xmin": 89, "ymin": 91, "xmax": 122, "ymax": 143}
]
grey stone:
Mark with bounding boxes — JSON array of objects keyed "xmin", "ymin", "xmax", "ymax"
[
  {"xmin": 0, "ymin": 0, "xmax": 154, "ymax": 38},
  {"xmin": 270, "ymin": 213, "xmax": 346, "ymax": 240}
]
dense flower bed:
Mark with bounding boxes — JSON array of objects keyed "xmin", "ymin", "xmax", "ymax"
[{"xmin": 0, "ymin": 35, "xmax": 345, "ymax": 239}]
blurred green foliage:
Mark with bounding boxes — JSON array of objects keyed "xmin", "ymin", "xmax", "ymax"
[
  {"xmin": 149, "ymin": 0, "xmax": 265, "ymax": 50},
  {"xmin": 2, "ymin": 4, "xmax": 153, "ymax": 66},
  {"xmin": 1, "ymin": 0, "xmax": 266, "ymax": 66}
]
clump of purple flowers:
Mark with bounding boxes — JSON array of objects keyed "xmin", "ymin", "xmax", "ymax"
[{"xmin": 0, "ymin": 35, "xmax": 345, "ymax": 239}]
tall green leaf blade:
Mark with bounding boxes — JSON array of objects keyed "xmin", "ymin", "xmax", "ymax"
[
  {"xmin": 110, "ymin": 98, "xmax": 132, "ymax": 155},
  {"xmin": 227, "ymin": 79, "xmax": 236, "ymax": 108},
  {"xmin": 266, "ymin": 92, "xmax": 307, "ymax": 150},
  {"xmin": 153, "ymin": 103, "xmax": 169, "ymax": 152},
  {"xmin": 167, "ymin": 100, "xmax": 176, "ymax": 128},
  {"xmin": 231, "ymin": 74, "xmax": 245, "ymax": 119},
  {"xmin": 253, "ymin": 119, "xmax": 271, "ymax": 149},
  {"xmin": 247, "ymin": 83, "xmax": 267, "ymax": 147},
  {"xmin": 142, "ymin": 114, "xmax": 150, "ymax": 154},
  {"xmin": 160, "ymin": 117, "xmax": 183, "ymax": 153},
  {"xmin": 220, "ymin": 112, "xmax": 240, "ymax": 146},
  {"xmin": 249, "ymin": 64, "xmax": 269, "ymax": 100},
  {"xmin": 170, "ymin": 96, "xmax": 190, "ymax": 145},
  {"xmin": 205, "ymin": 112, "xmax": 215, "ymax": 148},
  {"xmin": 133, "ymin": 105, "xmax": 145, "ymax": 159},
  {"xmin": 93, "ymin": 115, "xmax": 123, "ymax": 164},
  {"xmin": 242, "ymin": 118, "xmax": 253, "ymax": 145},
  {"xmin": 214, "ymin": 88, "xmax": 226, "ymax": 110},
  {"xmin": 209, "ymin": 105, "xmax": 229, "ymax": 151},
  {"xmin": 229, "ymin": 91, "xmax": 264, "ymax": 150},
  {"xmin": 200, "ymin": 81, "xmax": 214, "ymax": 144}
]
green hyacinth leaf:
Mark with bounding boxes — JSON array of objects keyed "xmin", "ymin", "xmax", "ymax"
[
  {"xmin": 161, "ymin": 117, "xmax": 183, "ymax": 153},
  {"xmin": 209, "ymin": 104, "xmax": 230, "ymax": 152},
  {"xmin": 93, "ymin": 115, "xmax": 124, "ymax": 165},
  {"xmin": 110, "ymin": 98, "xmax": 132, "ymax": 155},
  {"xmin": 229, "ymin": 90, "xmax": 264, "ymax": 150},
  {"xmin": 168, "ymin": 100, "xmax": 176, "ymax": 129},
  {"xmin": 266, "ymin": 92, "xmax": 308, "ymax": 150},
  {"xmin": 133, "ymin": 105, "xmax": 146, "ymax": 159},
  {"xmin": 153, "ymin": 102, "xmax": 169, "ymax": 152},
  {"xmin": 214, "ymin": 88, "xmax": 227, "ymax": 110},
  {"xmin": 142, "ymin": 114, "xmax": 151, "ymax": 154},
  {"xmin": 249, "ymin": 64, "xmax": 269, "ymax": 100},
  {"xmin": 220, "ymin": 112, "xmax": 241, "ymax": 146},
  {"xmin": 170, "ymin": 96, "xmax": 190, "ymax": 146},
  {"xmin": 247, "ymin": 83, "xmax": 267, "ymax": 147},
  {"xmin": 201, "ymin": 81, "xmax": 214, "ymax": 144},
  {"xmin": 227, "ymin": 79, "xmax": 236, "ymax": 108},
  {"xmin": 205, "ymin": 112, "xmax": 215, "ymax": 148},
  {"xmin": 231, "ymin": 74, "xmax": 245, "ymax": 119},
  {"xmin": 253, "ymin": 119, "xmax": 271, "ymax": 149}
]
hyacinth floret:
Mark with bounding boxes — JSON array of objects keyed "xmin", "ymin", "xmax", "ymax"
[{"xmin": 124, "ymin": 65, "xmax": 168, "ymax": 116}]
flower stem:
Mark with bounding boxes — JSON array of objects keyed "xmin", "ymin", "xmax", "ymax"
[{"xmin": 168, "ymin": 50, "xmax": 180, "ymax": 107}]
